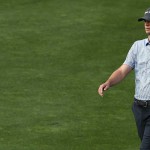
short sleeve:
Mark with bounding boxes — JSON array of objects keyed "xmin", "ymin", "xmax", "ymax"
[{"xmin": 123, "ymin": 42, "xmax": 137, "ymax": 69}]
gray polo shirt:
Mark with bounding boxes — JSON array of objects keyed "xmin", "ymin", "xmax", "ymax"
[{"xmin": 124, "ymin": 38, "xmax": 150, "ymax": 100}]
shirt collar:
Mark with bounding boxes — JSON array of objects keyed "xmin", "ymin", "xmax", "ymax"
[{"xmin": 145, "ymin": 38, "xmax": 150, "ymax": 46}]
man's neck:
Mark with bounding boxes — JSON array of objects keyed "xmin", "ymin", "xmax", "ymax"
[{"xmin": 148, "ymin": 36, "xmax": 150, "ymax": 42}]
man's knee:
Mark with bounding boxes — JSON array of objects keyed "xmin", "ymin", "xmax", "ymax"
[{"xmin": 140, "ymin": 138, "xmax": 150, "ymax": 150}]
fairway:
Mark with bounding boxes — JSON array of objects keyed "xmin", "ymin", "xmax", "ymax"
[{"xmin": 0, "ymin": 0, "xmax": 149, "ymax": 149}]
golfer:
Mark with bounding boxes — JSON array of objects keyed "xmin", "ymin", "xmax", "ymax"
[{"xmin": 98, "ymin": 7, "xmax": 150, "ymax": 150}]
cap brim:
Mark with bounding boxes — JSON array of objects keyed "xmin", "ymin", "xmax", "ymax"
[
  {"xmin": 138, "ymin": 16, "xmax": 150, "ymax": 22},
  {"xmin": 138, "ymin": 18, "xmax": 145, "ymax": 21}
]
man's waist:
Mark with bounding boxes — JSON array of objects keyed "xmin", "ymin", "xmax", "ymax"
[{"xmin": 134, "ymin": 98, "xmax": 150, "ymax": 107}]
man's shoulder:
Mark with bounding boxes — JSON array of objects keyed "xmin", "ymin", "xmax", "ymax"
[
  {"xmin": 128, "ymin": 38, "xmax": 147, "ymax": 53},
  {"xmin": 134, "ymin": 38, "xmax": 148, "ymax": 46}
]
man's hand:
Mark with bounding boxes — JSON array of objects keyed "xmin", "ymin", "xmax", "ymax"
[
  {"xmin": 98, "ymin": 64, "xmax": 132, "ymax": 97},
  {"xmin": 98, "ymin": 82, "xmax": 110, "ymax": 97}
]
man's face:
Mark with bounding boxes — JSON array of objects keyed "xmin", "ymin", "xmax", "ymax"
[{"xmin": 144, "ymin": 20, "xmax": 150, "ymax": 35}]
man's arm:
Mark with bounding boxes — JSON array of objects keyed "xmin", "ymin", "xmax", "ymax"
[{"xmin": 98, "ymin": 64, "xmax": 132, "ymax": 97}]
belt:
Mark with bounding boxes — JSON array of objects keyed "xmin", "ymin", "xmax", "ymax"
[{"xmin": 134, "ymin": 98, "xmax": 150, "ymax": 108}]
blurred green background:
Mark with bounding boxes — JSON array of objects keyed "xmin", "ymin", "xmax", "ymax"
[{"xmin": 0, "ymin": 0, "xmax": 149, "ymax": 149}]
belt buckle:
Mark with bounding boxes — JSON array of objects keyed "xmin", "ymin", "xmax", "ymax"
[{"xmin": 144, "ymin": 101, "xmax": 148, "ymax": 107}]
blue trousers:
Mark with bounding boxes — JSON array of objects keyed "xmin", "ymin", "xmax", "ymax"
[{"xmin": 132, "ymin": 101, "xmax": 150, "ymax": 150}]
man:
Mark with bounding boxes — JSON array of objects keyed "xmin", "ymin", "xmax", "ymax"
[{"xmin": 98, "ymin": 8, "xmax": 150, "ymax": 150}]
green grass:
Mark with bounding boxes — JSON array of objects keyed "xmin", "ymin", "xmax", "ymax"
[{"xmin": 0, "ymin": 0, "xmax": 149, "ymax": 149}]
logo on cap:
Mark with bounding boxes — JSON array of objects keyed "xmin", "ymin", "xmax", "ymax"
[{"xmin": 145, "ymin": 11, "xmax": 150, "ymax": 14}]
